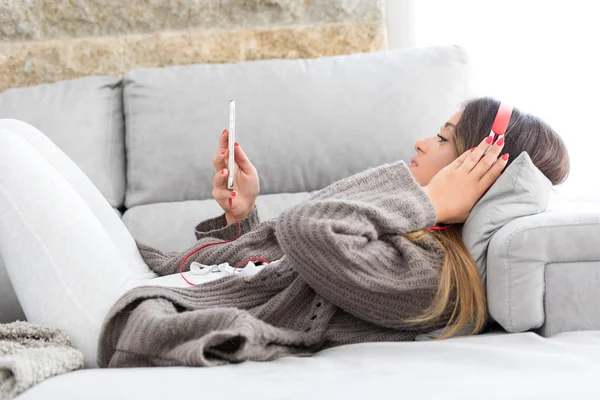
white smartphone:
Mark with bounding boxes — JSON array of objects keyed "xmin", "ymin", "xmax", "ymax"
[{"xmin": 227, "ymin": 100, "xmax": 236, "ymax": 190}]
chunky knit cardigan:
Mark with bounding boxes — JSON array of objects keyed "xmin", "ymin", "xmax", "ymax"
[{"xmin": 97, "ymin": 160, "xmax": 448, "ymax": 368}]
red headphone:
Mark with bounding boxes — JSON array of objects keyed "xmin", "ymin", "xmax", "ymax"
[
  {"xmin": 489, "ymin": 102, "xmax": 513, "ymax": 143},
  {"xmin": 482, "ymin": 102, "xmax": 513, "ymax": 156},
  {"xmin": 427, "ymin": 102, "xmax": 513, "ymax": 232}
]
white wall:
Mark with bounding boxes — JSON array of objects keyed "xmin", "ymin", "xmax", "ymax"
[
  {"xmin": 386, "ymin": 0, "xmax": 600, "ymax": 201},
  {"xmin": 385, "ymin": 0, "xmax": 415, "ymax": 48}
]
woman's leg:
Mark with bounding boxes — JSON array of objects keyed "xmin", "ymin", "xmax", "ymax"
[
  {"xmin": 0, "ymin": 119, "xmax": 152, "ymax": 277},
  {"xmin": 0, "ymin": 125, "xmax": 153, "ymax": 367}
]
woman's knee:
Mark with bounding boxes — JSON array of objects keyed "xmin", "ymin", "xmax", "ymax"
[
  {"xmin": 0, "ymin": 127, "xmax": 33, "ymax": 163},
  {"xmin": 0, "ymin": 119, "xmax": 41, "ymax": 138}
]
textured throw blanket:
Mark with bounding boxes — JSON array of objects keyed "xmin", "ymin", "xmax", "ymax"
[
  {"xmin": 0, "ymin": 321, "xmax": 84, "ymax": 400},
  {"xmin": 98, "ymin": 160, "xmax": 451, "ymax": 368}
]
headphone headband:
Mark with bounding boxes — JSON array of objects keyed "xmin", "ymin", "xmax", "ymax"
[{"xmin": 488, "ymin": 102, "xmax": 513, "ymax": 142}]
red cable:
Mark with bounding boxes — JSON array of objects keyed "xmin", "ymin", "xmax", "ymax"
[{"xmin": 180, "ymin": 197, "xmax": 270, "ymax": 286}]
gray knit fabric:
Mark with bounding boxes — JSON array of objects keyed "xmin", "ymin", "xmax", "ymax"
[
  {"xmin": 0, "ymin": 321, "xmax": 84, "ymax": 400},
  {"xmin": 97, "ymin": 160, "xmax": 448, "ymax": 368}
]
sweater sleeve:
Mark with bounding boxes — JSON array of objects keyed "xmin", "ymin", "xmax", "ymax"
[
  {"xmin": 193, "ymin": 205, "xmax": 261, "ymax": 241},
  {"xmin": 137, "ymin": 206, "xmax": 283, "ymax": 276},
  {"xmin": 275, "ymin": 160, "xmax": 445, "ymax": 330}
]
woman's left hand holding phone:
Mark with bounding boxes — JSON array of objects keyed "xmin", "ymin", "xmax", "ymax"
[{"xmin": 212, "ymin": 129, "xmax": 260, "ymax": 225}]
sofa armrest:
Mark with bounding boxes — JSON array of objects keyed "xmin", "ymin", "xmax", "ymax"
[{"xmin": 486, "ymin": 202, "xmax": 600, "ymax": 335}]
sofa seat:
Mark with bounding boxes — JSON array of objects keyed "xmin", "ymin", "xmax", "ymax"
[{"xmin": 18, "ymin": 330, "xmax": 600, "ymax": 399}]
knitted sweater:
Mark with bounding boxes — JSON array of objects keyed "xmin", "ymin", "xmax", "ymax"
[{"xmin": 97, "ymin": 160, "xmax": 448, "ymax": 368}]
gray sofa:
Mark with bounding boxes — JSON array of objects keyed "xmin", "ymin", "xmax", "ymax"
[{"xmin": 2, "ymin": 45, "xmax": 600, "ymax": 399}]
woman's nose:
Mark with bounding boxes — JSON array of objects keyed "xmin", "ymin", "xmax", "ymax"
[{"xmin": 414, "ymin": 138, "xmax": 426, "ymax": 154}]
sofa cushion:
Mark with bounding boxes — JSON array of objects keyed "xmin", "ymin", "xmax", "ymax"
[
  {"xmin": 122, "ymin": 192, "xmax": 313, "ymax": 252},
  {"xmin": 0, "ymin": 76, "xmax": 127, "ymax": 207},
  {"xmin": 462, "ymin": 152, "xmax": 552, "ymax": 287},
  {"xmin": 123, "ymin": 45, "xmax": 472, "ymax": 208}
]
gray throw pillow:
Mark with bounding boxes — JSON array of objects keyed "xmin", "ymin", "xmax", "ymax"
[
  {"xmin": 462, "ymin": 151, "xmax": 552, "ymax": 288},
  {"xmin": 415, "ymin": 151, "xmax": 552, "ymax": 341}
]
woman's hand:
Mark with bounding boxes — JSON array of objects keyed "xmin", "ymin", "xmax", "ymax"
[
  {"xmin": 422, "ymin": 136, "xmax": 509, "ymax": 224},
  {"xmin": 212, "ymin": 129, "xmax": 260, "ymax": 224}
]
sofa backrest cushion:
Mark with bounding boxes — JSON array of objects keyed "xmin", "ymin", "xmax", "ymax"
[
  {"xmin": 0, "ymin": 76, "xmax": 126, "ymax": 208},
  {"xmin": 123, "ymin": 45, "xmax": 472, "ymax": 207}
]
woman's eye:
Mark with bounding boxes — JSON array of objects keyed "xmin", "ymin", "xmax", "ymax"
[{"xmin": 437, "ymin": 134, "xmax": 447, "ymax": 142}]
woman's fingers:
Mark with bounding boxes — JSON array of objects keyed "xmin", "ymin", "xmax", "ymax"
[
  {"xmin": 213, "ymin": 142, "xmax": 256, "ymax": 176},
  {"xmin": 478, "ymin": 152, "xmax": 509, "ymax": 192},
  {"xmin": 213, "ymin": 149, "xmax": 226, "ymax": 171},
  {"xmin": 212, "ymin": 168, "xmax": 235, "ymax": 199},
  {"xmin": 458, "ymin": 135, "xmax": 494, "ymax": 173},
  {"xmin": 451, "ymin": 147, "xmax": 473, "ymax": 169},
  {"xmin": 212, "ymin": 129, "xmax": 229, "ymax": 171},
  {"xmin": 219, "ymin": 129, "xmax": 228, "ymax": 150},
  {"xmin": 471, "ymin": 137, "xmax": 505, "ymax": 179},
  {"xmin": 234, "ymin": 143, "xmax": 255, "ymax": 175},
  {"xmin": 213, "ymin": 167, "xmax": 228, "ymax": 188}
]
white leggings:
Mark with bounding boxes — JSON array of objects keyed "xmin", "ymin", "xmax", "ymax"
[{"xmin": 0, "ymin": 119, "xmax": 162, "ymax": 367}]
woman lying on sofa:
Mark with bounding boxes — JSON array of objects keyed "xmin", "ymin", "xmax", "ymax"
[{"xmin": 0, "ymin": 97, "xmax": 569, "ymax": 368}]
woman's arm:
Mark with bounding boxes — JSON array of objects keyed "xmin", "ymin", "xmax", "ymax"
[
  {"xmin": 193, "ymin": 205, "xmax": 261, "ymax": 241},
  {"xmin": 137, "ymin": 206, "xmax": 282, "ymax": 277},
  {"xmin": 275, "ymin": 160, "xmax": 445, "ymax": 330}
]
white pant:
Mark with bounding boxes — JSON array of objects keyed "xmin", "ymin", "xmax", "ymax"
[{"xmin": 0, "ymin": 119, "xmax": 160, "ymax": 367}]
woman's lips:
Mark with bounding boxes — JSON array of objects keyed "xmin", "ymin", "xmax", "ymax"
[{"xmin": 410, "ymin": 157, "xmax": 418, "ymax": 167}]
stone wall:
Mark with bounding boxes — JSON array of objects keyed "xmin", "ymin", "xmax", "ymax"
[{"xmin": 0, "ymin": 0, "xmax": 387, "ymax": 92}]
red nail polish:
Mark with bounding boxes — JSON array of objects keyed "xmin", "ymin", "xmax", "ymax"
[
  {"xmin": 231, "ymin": 191, "xmax": 237, "ymax": 197},
  {"xmin": 222, "ymin": 129, "xmax": 227, "ymax": 135},
  {"xmin": 234, "ymin": 142, "xmax": 239, "ymax": 147},
  {"xmin": 470, "ymin": 147, "xmax": 476, "ymax": 152},
  {"xmin": 502, "ymin": 153, "xmax": 509, "ymax": 161},
  {"xmin": 221, "ymin": 169, "xmax": 226, "ymax": 175},
  {"xmin": 485, "ymin": 136, "xmax": 493, "ymax": 144},
  {"xmin": 221, "ymin": 149, "xmax": 226, "ymax": 155},
  {"xmin": 496, "ymin": 138, "xmax": 504, "ymax": 146}
]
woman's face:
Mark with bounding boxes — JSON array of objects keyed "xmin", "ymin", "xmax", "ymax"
[{"xmin": 408, "ymin": 110, "xmax": 463, "ymax": 186}]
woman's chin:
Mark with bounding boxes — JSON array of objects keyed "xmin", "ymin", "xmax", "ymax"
[{"xmin": 408, "ymin": 169, "xmax": 426, "ymax": 187}]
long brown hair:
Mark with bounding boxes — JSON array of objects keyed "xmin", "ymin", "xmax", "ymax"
[{"xmin": 405, "ymin": 97, "xmax": 570, "ymax": 339}]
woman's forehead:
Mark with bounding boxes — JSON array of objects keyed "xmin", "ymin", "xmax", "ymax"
[
  {"xmin": 440, "ymin": 110, "xmax": 462, "ymax": 138},
  {"xmin": 448, "ymin": 110, "xmax": 463, "ymax": 125}
]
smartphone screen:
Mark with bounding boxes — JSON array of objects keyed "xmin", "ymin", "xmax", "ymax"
[{"xmin": 227, "ymin": 100, "xmax": 236, "ymax": 190}]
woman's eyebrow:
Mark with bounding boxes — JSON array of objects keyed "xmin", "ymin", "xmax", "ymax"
[{"xmin": 443, "ymin": 122, "xmax": 456, "ymax": 129}]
